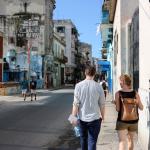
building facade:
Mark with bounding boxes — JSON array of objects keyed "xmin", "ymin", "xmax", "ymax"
[
  {"xmin": 78, "ymin": 42, "xmax": 92, "ymax": 80},
  {"xmin": 138, "ymin": 0, "xmax": 150, "ymax": 149},
  {"xmin": 99, "ymin": 0, "xmax": 113, "ymax": 92},
  {"xmin": 53, "ymin": 32, "xmax": 67, "ymax": 88},
  {"xmin": 109, "ymin": 0, "xmax": 139, "ymax": 95},
  {"xmin": 109, "ymin": 0, "xmax": 150, "ymax": 149},
  {"xmin": 54, "ymin": 20, "xmax": 78, "ymax": 84},
  {"xmin": 0, "ymin": 0, "xmax": 55, "ymax": 94}
]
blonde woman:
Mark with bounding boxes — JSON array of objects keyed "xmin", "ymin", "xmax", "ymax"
[{"xmin": 115, "ymin": 74, "xmax": 143, "ymax": 150}]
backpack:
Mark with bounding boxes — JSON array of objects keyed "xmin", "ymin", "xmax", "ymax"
[
  {"xmin": 102, "ymin": 81, "xmax": 107, "ymax": 90},
  {"xmin": 120, "ymin": 92, "xmax": 138, "ymax": 121}
]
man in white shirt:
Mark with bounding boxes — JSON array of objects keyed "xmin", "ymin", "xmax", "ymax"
[{"xmin": 70, "ymin": 65, "xmax": 105, "ymax": 150}]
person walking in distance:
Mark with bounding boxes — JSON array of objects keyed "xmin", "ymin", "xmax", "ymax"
[
  {"xmin": 70, "ymin": 65, "xmax": 105, "ymax": 150},
  {"xmin": 114, "ymin": 74, "xmax": 143, "ymax": 150},
  {"xmin": 20, "ymin": 77, "xmax": 28, "ymax": 101},
  {"xmin": 100, "ymin": 79, "xmax": 108, "ymax": 98},
  {"xmin": 30, "ymin": 76, "xmax": 37, "ymax": 101}
]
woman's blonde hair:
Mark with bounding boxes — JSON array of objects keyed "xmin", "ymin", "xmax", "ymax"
[{"xmin": 120, "ymin": 74, "xmax": 131, "ymax": 87}]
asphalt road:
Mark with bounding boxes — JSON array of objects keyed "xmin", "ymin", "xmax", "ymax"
[{"xmin": 0, "ymin": 88, "xmax": 80, "ymax": 150}]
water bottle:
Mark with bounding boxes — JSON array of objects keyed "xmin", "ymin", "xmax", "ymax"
[{"xmin": 74, "ymin": 126, "xmax": 80, "ymax": 137}]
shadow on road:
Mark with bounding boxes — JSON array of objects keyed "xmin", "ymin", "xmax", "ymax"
[{"xmin": 46, "ymin": 128, "xmax": 80, "ymax": 150}]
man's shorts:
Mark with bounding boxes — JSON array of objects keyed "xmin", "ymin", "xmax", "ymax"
[
  {"xmin": 116, "ymin": 121, "xmax": 138, "ymax": 132},
  {"xmin": 31, "ymin": 89, "xmax": 36, "ymax": 94},
  {"xmin": 22, "ymin": 89, "xmax": 27, "ymax": 94}
]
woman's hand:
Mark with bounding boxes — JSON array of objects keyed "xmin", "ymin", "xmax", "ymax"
[
  {"xmin": 111, "ymin": 100, "xmax": 116, "ymax": 104},
  {"xmin": 135, "ymin": 92, "xmax": 144, "ymax": 110}
]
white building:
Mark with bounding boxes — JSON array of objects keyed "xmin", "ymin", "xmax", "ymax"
[
  {"xmin": 110, "ymin": 0, "xmax": 138, "ymax": 95},
  {"xmin": 110, "ymin": 0, "xmax": 150, "ymax": 149},
  {"xmin": 53, "ymin": 32, "xmax": 67, "ymax": 87},
  {"xmin": 138, "ymin": 0, "xmax": 150, "ymax": 149},
  {"xmin": 54, "ymin": 19, "xmax": 78, "ymax": 83}
]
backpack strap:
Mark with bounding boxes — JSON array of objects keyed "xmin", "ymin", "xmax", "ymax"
[{"xmin": 119, "ymin": 91, "xmax": 124, "ymax": 103}]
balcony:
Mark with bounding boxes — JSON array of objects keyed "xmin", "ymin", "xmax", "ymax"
[
  {"xmin": 109, "ymin": 0, "xmax": 117, "ymax": 23},
  {"xmin": 101, "ymin": 11, "xmax": 109, "ymax": 24},
  {"xmin": 54, "ymin": 55, "xmax": 68, "ymax": 64}
]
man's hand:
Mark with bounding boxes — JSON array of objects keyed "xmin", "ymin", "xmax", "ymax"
[
  {"xmin": 68, "ymin": 114, "xmax": 78, "ymax": 126},
  {"xmin": 71, "ymin": 119, "xmax": 78, "ymax": 126}
]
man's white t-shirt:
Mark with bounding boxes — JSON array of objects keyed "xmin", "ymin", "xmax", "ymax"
[{"xmin": 73, "ymin": 79, "xmax": 105, "ymax": 122}]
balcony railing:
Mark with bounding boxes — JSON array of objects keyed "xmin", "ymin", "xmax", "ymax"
[{"xmin": 54, "ymin": 55, "xmax": 68, "ymax": 64}]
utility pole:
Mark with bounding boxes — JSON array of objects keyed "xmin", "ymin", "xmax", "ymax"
[{"xmin": 44, "ymin": 0, "xmax": 55, "ymax": 88}]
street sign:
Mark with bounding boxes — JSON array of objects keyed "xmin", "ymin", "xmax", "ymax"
[{"xmin": 16, "ymin": 20, "xmax": 40, "ymax": 38}]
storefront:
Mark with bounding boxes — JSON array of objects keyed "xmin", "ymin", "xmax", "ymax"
[{"xmin": 0, "ymin": 39, "xmax": 23, "ymax": 95}]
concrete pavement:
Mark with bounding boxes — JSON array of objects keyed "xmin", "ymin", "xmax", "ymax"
[
  {"xmin": 0, "ymin": 89, "xmax": 52, "ymax": 103},
  {"xmin": 0, "ymin": 89, "xmax": 143, "ymax": 150},
  {"xmin": 0, "ymin": 88, "xmax": 77, "ymax": 150},
  {"xmin": 97, "ymin": 94, "xmax": 142, "ymax": 150}
]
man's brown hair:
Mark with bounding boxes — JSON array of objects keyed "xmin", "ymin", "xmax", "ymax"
[{"xmin": 85, "ymin": 65, "xmax": 96, "ymax": 77}]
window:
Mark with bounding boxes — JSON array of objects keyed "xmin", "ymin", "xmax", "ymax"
[
  {"xmin": 57, "ymin": 26, "xmax": 65, "ymax": 33},
  {"xmin": 107, "ymin": 39, "xmax": 112, "ymax": 43},
  {"xmin": 108, "ymin": 34, "xmax": 113, "ymax": 39},
  {"xmin": 109, "ymin": 28, "xmax": 113, "ymax": 32},
  {"xmin": 102, "ymin": 41, "xmax": 107, "ymax": 48}
]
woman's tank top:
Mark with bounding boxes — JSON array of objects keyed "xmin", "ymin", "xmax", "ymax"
[{"xmin": 117, "ymin": 90, "xmax": 139, "ymax": 124}]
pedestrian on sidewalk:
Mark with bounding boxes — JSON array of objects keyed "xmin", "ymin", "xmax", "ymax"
[
  {"xmin": 20, "ymin": 77, "xmax": 28, "ymax": 101},
  {"xmin": 114, "ymin": 74, "xmax": 143, "ymax": 150},
  {"xmin": 70, "ymin": 65, "xmax": 105, "ymax": 150},
  {"xmin": 100, "ymin": 78, "xmax": 108, "ymax": 99},
  {"xmin": 30, "ymin": 76, "xmax": 37, "ymax": 101}
]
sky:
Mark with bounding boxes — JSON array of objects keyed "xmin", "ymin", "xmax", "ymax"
[{"xmin": 53, "ymin": 0, "xmax": 103, "ymax": 58}]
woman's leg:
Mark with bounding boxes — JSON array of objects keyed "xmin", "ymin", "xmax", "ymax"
[
  {"xmin": 127, "ymin": 131, "xmax": 135, "ymax": 150},
  {"xmin": 118, "ymin": 130, "xmax": 127, "ymax": 150}
]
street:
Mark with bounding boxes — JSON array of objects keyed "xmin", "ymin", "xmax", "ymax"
[{"xmin": 0, "ymin": 88, "xmax": 80, "ymax": 150}]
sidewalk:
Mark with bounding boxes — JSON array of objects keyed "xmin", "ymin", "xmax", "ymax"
[
  {"xmin": 0, "ymin": 86, "xmax": 73, "ymax": 103},
  {"xmin": 97, "ymin": 94, "xmax": 142, "ymax": 150},
  {"xmin": 0, "ymin": 89, "xmax": 54, "ymax": 103}
]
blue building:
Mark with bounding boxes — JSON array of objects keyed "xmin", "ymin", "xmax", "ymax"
[
  {"xmin": 99, "ymin": 0, "xmax": 113, "ymax": 92},
  {"xmin": 98, "ymin": 60, "xmax": 112, "ymax": 92}
]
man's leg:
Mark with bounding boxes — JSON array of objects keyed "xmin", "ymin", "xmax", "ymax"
[
  {"xmin": 79, "ymin": 120, "xmax": 88, "ymax": 150},
  {"xmin": 31, "ymin": 91, "xmax": 33, "ymax": 101},
  {"xmin": 35, "ymin": 93, "xmax": 36, "ymax": 100},
  {"xmin": 24, "ymin": 90, "xmax": 27, "ymax": 101},
  {"xmin": 24, "ymin": 93, "xmax": 26, "ymax": 101},
  {"xmin": 88, "ymin": 119, "xmax": 101, "ymax": 150}
]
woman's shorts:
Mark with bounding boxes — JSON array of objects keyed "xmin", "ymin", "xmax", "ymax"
[{"xmin": 116, "ymin": 121, "xmax": 138, "ymax": 132}]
